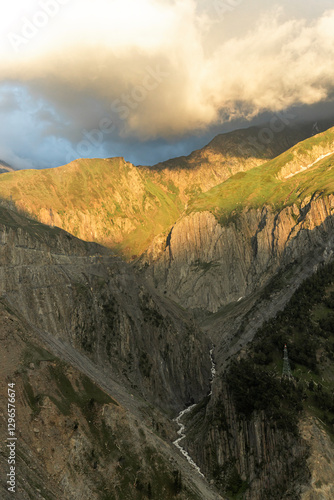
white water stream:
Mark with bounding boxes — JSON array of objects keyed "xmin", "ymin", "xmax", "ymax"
[
  {"xmin": 173, "ymin": 403, "xmax": 204, "ymax": 477},
  {"xmin": 208, "ymin": 347, "xmax": 216, "ymax": 396},
  {"xmin": 173, "ymin": 346, "xmax": 216, "ymax": 477}
]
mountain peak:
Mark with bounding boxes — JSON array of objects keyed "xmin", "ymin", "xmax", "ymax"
[{"xmin": 0, "ymin": 159, "xmax": 14, "ymax": 174}]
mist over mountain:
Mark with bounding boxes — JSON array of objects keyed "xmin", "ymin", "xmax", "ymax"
[{"xmin": 1, "ymin": 1, "xmax": 334, "ymax": 169}]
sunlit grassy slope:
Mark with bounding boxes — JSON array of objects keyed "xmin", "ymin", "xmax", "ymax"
[
  {"xmin": 0, "ymin": 157, "xmax": 183, "ymax": 258},
  {"xmin": 0, "ymin": 126, "xmax": 333, "ymax": 258},
  {"xmin": 187, "ymin": 127, "xmax": 334, "ymax": 222}
]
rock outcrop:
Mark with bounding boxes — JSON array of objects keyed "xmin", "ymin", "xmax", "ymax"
[
  {"xmin": 183, "ymin": 379, "xmax": 309, "ymax": 499},
  {"xmin": 140, "ymin": 195, "xmax": 334, "ymax": 313},
  {"xmin": 300, "ymin": 418, "xmax": 334, "ymax": 500},
  {"xmin": 0, "ymin": 207, "xmax": 211, "ymax": 414},
  {"xmin": 0, "ymin": 301, "xmax": 219, "ymax": 500}
]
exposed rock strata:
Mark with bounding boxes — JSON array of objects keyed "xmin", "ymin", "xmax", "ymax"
[
  {"xmin": 183, "ymin": 379, "xmax": 309, "ymax": 500},
  {"xmin": 0, "ymin": 208, "xmax": 211, "ymax": 414},
  {"xmin": 140, "ymin": 195, "xmax": 334, "ymax": 313},
  {"xmin": 0, "ymin": 302, "xmax": 220, "ymax": 500},
  {"xmin": 300, "ymin": 418, "xmax": 334, "ymax": 500}
]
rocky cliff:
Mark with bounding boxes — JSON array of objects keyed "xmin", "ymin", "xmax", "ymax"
[
  {"xmin": 2, "ymin": 124, "xmax": 334, "ymax": 499},
  {"xmin": 131, "ymin": 131, "xmax": 334, "ymax": 499},
  {"xmin": 173, "ymin": 253, "xmax": 334, "ymax": 500},
  {"xmin": 300, "ymin": 418, "xmax": 334, "ymax": 500},
  {"xmin": 0, "ymin": 122, "xmax": 319, "ymax": 258},
  {"xmin": 0, "ymin": 205, "xmax": 223, "ymax": 499},
  {"xmin": 183, "ymin": 379, "xmax": 309, "ymax": 499},
  {"xmin": 0, "ymin": 206, "xmax": 211, "ymax": 414},
  {"xmin": 0, "ymin": 300, "xmax": 220, "ymax": 500},
  {"xmin": 139, "ymin": 194, "xmax": 334, "ymax": 313}
]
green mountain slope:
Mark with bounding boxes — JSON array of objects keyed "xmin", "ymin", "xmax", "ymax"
[
  {"xmin": 0, "ymin": 157, "xmax": 184, "ymax": 258},
  {"xmin": 187, "ymin": 126, "xmax": 334, "ymax": 223},
  {"xmin": 0, "ymin": 123, "xmax": 329, "ymax": 258}
]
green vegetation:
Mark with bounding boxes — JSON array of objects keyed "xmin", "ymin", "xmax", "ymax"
[
  {"xmin": 139, "ymin": 351, "xmax": 153, "ymax": 378},
  {"xmin": 192, "ymin": 259, "xmax": 219, "ymax": 273},
  {"xmin": 48, "ymin": 361, "xmax": 118, "ymax": 417},
  {"xmin": 21, "ymin": 345, "xmax": 118, "ymax": 421},
  {"xmin": 227, "ymin": 259, "xmax": 334, "ymax": 436},
  {"xmin": 188, "ymin": 127, "xmax": 334, "ymax": 223},
  {"xmin": 0, "ymin": 126, "xmax": 333, "ymax": 259},
  {"xmin": 222, "ymin": 461, "xmax": 249, "ymax": 500},
  {"xmin": 0, "ymin": 158, "xmax": 184, "ymax": 258},
  {"xmin": 22, "ymin": 372, "xmax": 42, "ymax": 417},
  {"xmin": 209, "ymin": 260, "xmax": 334, "ymax": 499},
  {"xmin": 23, "ymin": 343, "xmax": 56, "ymax": 367},
  {"xmin": 227, "ymin": 360, "xmax": 303, "ymax": 433}
]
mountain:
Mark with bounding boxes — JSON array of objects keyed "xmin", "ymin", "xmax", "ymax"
[
  {"xmin": 140, "ymin": 126, "xmax": 334, "ymax": 312},
  {"xmin": 0, "ymin": 122, "xmax": 320, "ymax": 259},
  {"xmin": 183, "ymin": 260, "xmax": 334, "ymax": 499},
  {"xmin": 1, "ymin": 123, "xmax": 334, "ymax": 499},
  {"xmin": 0, "ymin": 159, "xmax": 14, "ymax": 174},
  {"xmin": 0, "ymin": 205, "xmax": 216, "ymax": 500}
]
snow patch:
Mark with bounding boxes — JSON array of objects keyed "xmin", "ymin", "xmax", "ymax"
[{"xmin": 284, "ymin": 151, "xmax": 334, "ymax": 179}]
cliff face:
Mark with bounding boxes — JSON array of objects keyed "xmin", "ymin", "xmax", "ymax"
[
  {"xmin": 140, "ymin": 194, "xmax": 334, "ymax": 313},
  {"xmin": 2, "ymin": 125, "xmax": 334, "ymax": 499},
  {"xmin": 300, "ymin": 418, "xmax": 334, "ymax": 500},
  {"xmin": 0, "ymin": 207, "xmax": 211, "ymax": 414},
  {"xmin": 174, "ymin": 238, "xmax": 334, "ymax": 500},
  {"xmin": 0, "ymin": 205, "xmax": 223, "ymax": 499},
  {"xmin": 0, "ymin": 301, "xmax": 218, "ymax": 500},
  {"xmin": 183, "ymin": 379, "xmax": 309, "ymax": 499},
  {"xmin": 0, "ymin": 123, "xmax": 317, "ymax": 259}
]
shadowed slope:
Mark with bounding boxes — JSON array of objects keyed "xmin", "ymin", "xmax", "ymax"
[{"xmin": 0, "ymin": 122, "xmax": 327, "ymax": 258}]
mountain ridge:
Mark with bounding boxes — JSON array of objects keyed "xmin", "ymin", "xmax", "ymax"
[
  {"xmin": 0, "ymin": 121, "xmax": 327, "ymax": 259},
  {"xmin": 0, "ymin": 159, "xmax": 14, "ymax": 175},
  {"xmin": 2, "ymin": 122, "xmax": 334, "ymax": 498}
]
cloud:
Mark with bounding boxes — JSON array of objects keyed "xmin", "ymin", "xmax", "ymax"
[{"xmin": 0, "ymin": 0, "xmax": 334, "ymax": 164}]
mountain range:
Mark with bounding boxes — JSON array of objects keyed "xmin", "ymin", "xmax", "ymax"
[
  {"xmin": 0, "ymin": 121, "xmax": 326, "ymax": 258},
  {"xmin": 1, "ymin": 120, "xmax": 334, "ymax": 499}
]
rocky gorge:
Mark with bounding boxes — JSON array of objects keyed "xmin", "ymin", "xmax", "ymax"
[{"xmin": 1, "ymin": 125, "xmax": 334, "ymax": 499}]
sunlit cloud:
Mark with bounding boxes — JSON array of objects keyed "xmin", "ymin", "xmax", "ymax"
[{"xmin": 0, "ymin": 0, "xmax": 334, "ymax": 167}]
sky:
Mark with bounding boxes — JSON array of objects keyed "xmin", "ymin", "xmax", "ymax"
[{"xmin": 0, "ymin": 0, "xmax": 334, "ymax": 169}]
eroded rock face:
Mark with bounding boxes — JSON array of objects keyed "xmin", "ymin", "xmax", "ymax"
[
  {"xmin": 183, "ymin": 379, "xmax": 309, "ymax": 500},
  {"xmin": 0, "ymin": 302, "xmax": 217, "ymax": 500},
  {"xmin": 300, "ymin": 418, "xmax": 334, "ymax": 500},
  {"xmin": 0, "ymin": 208, "xmax": 211, "ymax": 414},
  {"xmin": 2, "ymin": 191, "xmax": 334, "ymax": 498},
  {"xmin": 140, "ymin": 195, "xmax": 334, "ymax": 313}
]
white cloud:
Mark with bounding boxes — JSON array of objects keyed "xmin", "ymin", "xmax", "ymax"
[{"xmin": 0, "ymin": 0, "xmax": 334, "ymax": 141}]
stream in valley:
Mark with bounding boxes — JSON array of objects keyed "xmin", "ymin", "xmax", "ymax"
[{"xmin": 173, "ymin": 346, "xmax": 216, "ymax": 477}]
